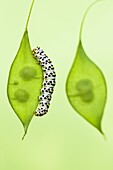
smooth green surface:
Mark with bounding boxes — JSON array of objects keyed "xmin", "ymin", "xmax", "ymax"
[
  {"xmin": 7, "ymin": 30, "xmax": 43, "ymax": 136},
  {"xmin": 66, "ymin": 41, "xmax": 107, "ymax": 133},
  {"xmin": 7, "ymin": 0, "xmax": 43, "ymax": 137},
  {"xmin": 1, "ymin": 0, "xmax": 113, "ymax": 170},
  {"xmin": 66, "ymin": 0, "xmax": 107, "ymax": 134}
]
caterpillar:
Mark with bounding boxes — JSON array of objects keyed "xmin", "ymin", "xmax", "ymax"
[{"xmin": 32, "ymin": 47, "xmax": 56, "ymax": 116}]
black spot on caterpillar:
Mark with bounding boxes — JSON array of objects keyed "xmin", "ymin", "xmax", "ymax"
[{"xmin": 32, "ymin": 47, "xmax": 56, "ymax": 116}]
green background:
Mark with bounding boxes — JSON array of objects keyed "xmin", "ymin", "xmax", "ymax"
[{"xmin": 0, "ymin": 0, "xmax": 113, "ymax": 169}]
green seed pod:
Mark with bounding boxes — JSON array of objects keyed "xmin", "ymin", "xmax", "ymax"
[{"xmin": 66, "ymin": 42, "xmax": 107, "ymax": 134}]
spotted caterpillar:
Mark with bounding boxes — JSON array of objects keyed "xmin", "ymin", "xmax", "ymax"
[{"xmin": 32, "ymin": 47, "xmax": 56, "ymax": 116}]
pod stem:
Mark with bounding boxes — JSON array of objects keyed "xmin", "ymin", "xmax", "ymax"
[
  {"xmin": 25, "ymin": 0, "xmax": 35, "ymax": 31},
  {"xmin": 79, "ymin": 0, "xmax": 104, "ymax": 41}
]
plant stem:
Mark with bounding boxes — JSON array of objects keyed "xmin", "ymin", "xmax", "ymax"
[
  {"xmin": 25, "ymin": 0, "xmax": 35, "ymax": 31},
  {"xmin": 79, "ymin": 0, "xmax": 104, "ymax": 41}
]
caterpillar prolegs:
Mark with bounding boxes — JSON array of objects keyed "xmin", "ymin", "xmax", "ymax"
[{"xmin": 32, "ymin": 47, "xmax": 56, "ymax": 116}]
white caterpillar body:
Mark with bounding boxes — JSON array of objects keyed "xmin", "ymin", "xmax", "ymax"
[{"xmin": 32, "ymin": 47, "xmax": 56, "ymax": 116}]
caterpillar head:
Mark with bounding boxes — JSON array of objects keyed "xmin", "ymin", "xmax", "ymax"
[{"xmin": 32, "ymin": 48, "xmax": 39, "ymax": 59}]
